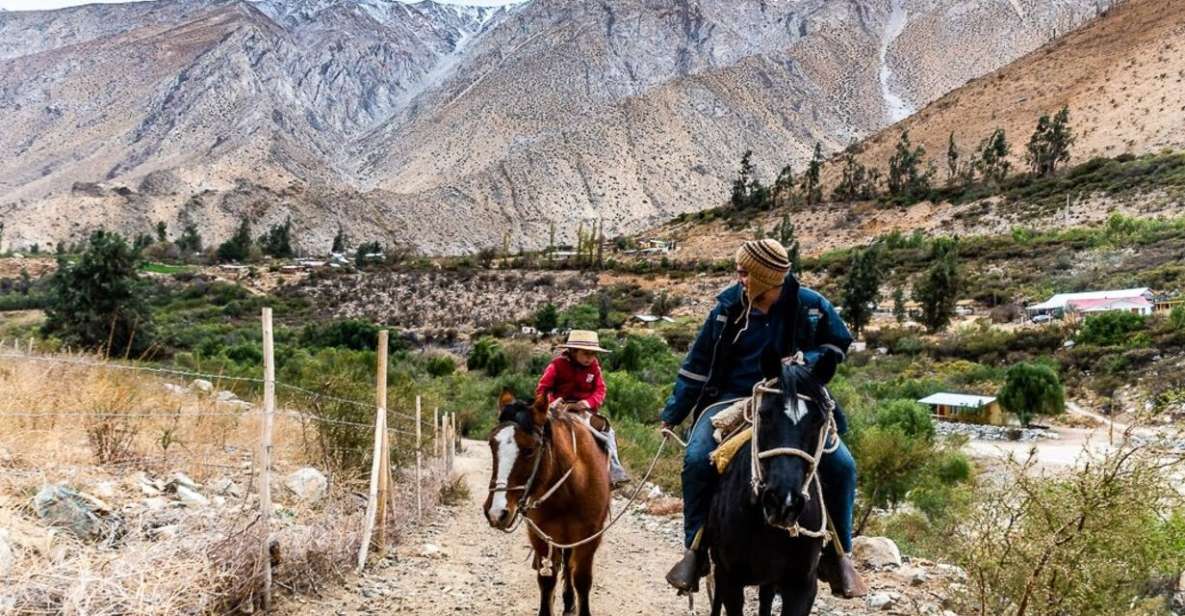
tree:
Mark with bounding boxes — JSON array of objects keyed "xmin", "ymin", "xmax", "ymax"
[
  {"xmin": 177, "ymin": 222, "xmax": 202, "ymax": 254},
  {"xmin": 887, "ymin": 131, "xmax": 931, "ymax": 200},
  {"xmin": 597, "ymin": 292, "xmax": 612, "ymax": 328},
  {"xmin": 133, "ymin": 233, "xmax": 154, "ymax": 252},
  {"xmin": 976, "ymin": 129, "xmax": 1012, "ymax": 184},
  {"xmin": 217, "ymin": 217, "xmax": 253, "ymax": 263},
  {"xmin": 354, "ymin": 241, "xmax": 383, "ymax": 268},
  {"xmin": 42, "ymin": 230, "xmax": 153, "ymax": 357},
  {"xmin": 772, "ymin": 164, "xmax": 796, "ymax": 208},
  {"xmin": 840, "ymin": 244, "xmax": 882, "ymax": 338},
  {"xmin": 802, "ymin": 143, "xmax": 824, "ymax": 205},
  {"xmin": 1076, "ymin": 311, "xmax": 1145, "ymax": 346},
  {"xmin": 833, "ymin": 145, "xmax": 872, "ymax": 203},
  {"xmin": 17, "ymin": 268, "xmax": 31, "ymax": 296},
  {"xmin": 476, "ymin": 247, "xmax": 498, "ymax": 269},
  {"xmin": 259, "ymin": 217, "xmax": 294, "ymax": 259},
  {"xmin": 913, "ymin": 238, "xmax": 960, "ymax": 332},
  {"xmin": 155, "ymin": 221, "xmax": 168, "ymax": 243},
  {"xmin": 772, "ymin": 214, "xmax": 801, "ymax": 273},
  {"xmin": 946, "ymin": 132, "xmax": 960, "ymax": 183},
  {"xmin": 651, "ymin": 291, "xmax": 678, "ymax": 317},
  {"xmin": 729, "ymin": 150, "xmax": 769, "ymax": 211},
  {"xmin": 534, "ymin": 303, "xmax": 558, "ymax": 334},
  {"xmin": 1025, "ymin": 106, "xmax": 1075, "ymax": 177},
  {"xmin": 331, "ymin": 226, "xmax": 347, "ymax": 253},
  {"xmin": 998, "ymin": 361, "xmax": 1065, "ymax": 426},
  {"xmin": 892, "ymin": 287, "xmax": 907, "ymax": 323}
]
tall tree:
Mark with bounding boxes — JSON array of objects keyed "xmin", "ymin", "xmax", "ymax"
[
  {"xmin": 731, "ymin": 150, "xmax": 757, "ymax": 210},
  {"xmin": 977, "ymin": 129, "xmax": 1012, "ymax": 184},
  {"xmin": 892, "ymin": 287, "xmax": 907, "ymax": 323},
  {"xmin": 155, "ymin": 221, "xmax": 168, "ymax": 243},
  {"xmin": 833, "ymin": 145, "xmax": 871, "ymax": 203},
  {"xmin": 177, "ymin": 222, "xmax": 202, "ymax": 254},
  {"xmin": 802, "ymin": 143, "xmax": 824, "ymax": 205},
  {"xmin": 217, "ymin": 217, "xmax": 253, "ymax": 263},
  {"xmin": 331, "ymin": 225, "xmax": 347, "ymax": 253},
  {"xmin": 946, "ymin": 132, "xmax": 960, "ymax": 183},
  {"xmin": 773, "ymin": 214, "xmax": 801, "ymax": 274},
  {"xmin": 887, "ymin": 131, "xmax": 931, "ymax": 200},
  {"xmin": 913, "ymin": 238, "xmax": 961, "ymax": 332},
  {"xmin": 841, "ymin": 244, "xmax": 882, "ymax": 338},
  {"xmin": 42, "ymin": 230, "xmax": 153, "ymax": 357},
  {"xmin": 773, "ymin": 164, "xmax": 796, "ymax": 208},
  {"xmin": 260, "ymin": 217, "xmax": 294, "ymax": 259},
  {"xmin": 1025, "ymin": 106, "xmax": 1075, "ymax": 177},
  {"xmin": 998, "ymin": 362, "xmax": 1065, "ymax": 426}
]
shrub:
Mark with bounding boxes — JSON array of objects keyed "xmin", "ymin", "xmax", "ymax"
[
  {"xmin": 874, "ymin": 399, "xmax": 935, "ymax": 441},
  {"xmin": 299, "ymin": 320, "xmax": 384, "ymax": 352},
  {"xmin": 1076, "ymin": 310, "xmax": 1145, "ymax": 347},
  {"xmin": 216, "ymin": 218, "xmax": 252, "ymax": 263},
  {"xmin": 424, "ymin": 354, "xmax": 456, "ymax": 377},
  {"xmin": 998, "ymin": 361, "xmax": 1065, "ymax": 426},
  {"xmin": 602, "ymin": 371, "xmax": 665, "ymax": 423}
]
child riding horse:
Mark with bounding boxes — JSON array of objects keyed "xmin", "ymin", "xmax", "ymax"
[{"xmin": 484, "ymin": 392, "xmax": 611, "ymax": 616}]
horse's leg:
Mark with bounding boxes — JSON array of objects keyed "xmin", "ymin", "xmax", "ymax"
[
  {"xmin": 561, "ymin": 548, "xmax": 576, "ymax": 616},
  {"xmin": 533, "ymin": 543, "xmax": 560, "ymax": 616},
  {"xmin": 758, "ymin": 584, "xmax": 777, "ymax": 616},
  {"xmin": 569, "ymin": 541, "xmax": 600, "ymax": 616},
  {"xmin": 712, "ymin": 571, "xmax": 745, "ymax": 616},
  {"xmin": 778, "ymin": 575, "xmax": 818, "ymax": 616}
]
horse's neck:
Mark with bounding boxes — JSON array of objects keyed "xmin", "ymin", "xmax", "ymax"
[{"xmin": 534, "ymin": 419, "xmax": 579, "ymax": 500}]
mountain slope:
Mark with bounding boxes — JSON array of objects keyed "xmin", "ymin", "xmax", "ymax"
[{"xmin": 0, "ymin": 0, "xmax": 1107, "ymax": 254}]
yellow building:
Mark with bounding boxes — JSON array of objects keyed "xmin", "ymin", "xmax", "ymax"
[{"xmin": 918, "ymin": 393, "xmax": 1005, "ymax": 426}]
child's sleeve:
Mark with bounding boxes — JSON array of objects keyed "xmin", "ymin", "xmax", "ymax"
[
  {"xmin": 535, "ymin": 359, "xmax": 558, "ymax": 402},
  {"xmin": 586, "ymin": 362, "xmax": 606, "ymax": 412}
]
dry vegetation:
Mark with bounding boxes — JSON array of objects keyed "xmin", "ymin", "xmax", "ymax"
[{"xmin": 0, "ymin": 352, "xmax": 443, "ymax": 614}]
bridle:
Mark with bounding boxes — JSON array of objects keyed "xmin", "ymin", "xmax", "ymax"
[
  {"xmin": 746, "ymin": 370, "xmax": 839, "ymax": 540},
  {"xmin": 487, "ymin": 418, "xmax": 576, "ymax": 534}
]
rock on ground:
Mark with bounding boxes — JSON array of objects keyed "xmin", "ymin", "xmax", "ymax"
[
  {"xmin": 853, "ymin": 536, "xmax": 902, "ymax": 569},
  {"xmin": 285, "ymin": 468, "xmax": 328, "ymax": 503}
]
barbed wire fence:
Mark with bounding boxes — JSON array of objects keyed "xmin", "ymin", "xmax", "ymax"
[{"xmin": 0, "ymin": 308, "xmax": 460, "ymax": 610}]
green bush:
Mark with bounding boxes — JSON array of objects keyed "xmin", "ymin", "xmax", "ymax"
[
  {"xmin": 424, "ymin": 354, "xmax": 456, "ymax": 377},
  {"xmin": 299, "ymin": 319, "xmax": 384, "ymax": 352},
  {"xmin": 998, "ymin": 361, "xmax": 1065, "ymax": 426},
  {"xmin": 602, "ymin": 371, "xmax": 665, "ymax": 423},
  {"xmin": 1076, "ymin": 311, "xmax": 1145, "ymax": 347},
  {"xmin": 466, "ymin": 337, "xmax": 499, "ymax": 371},
  {"xmin": 874, "ymin": 399, "xmax": 935, "ymax": 441}
]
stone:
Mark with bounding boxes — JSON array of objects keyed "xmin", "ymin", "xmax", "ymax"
[
  {"xmin": 92, "ymin": 481, "xmax": 117, "ymax": 499},
  {"xmin": 190, "ymin": 379, "xmax": 214, "ymax": 393},
  {"xmin": 867, "ymin": 593, "xmax": 894, "ymax": 610},
  {"xmin": 935, "ymin": 563, "xmax": 968, "ymax": 581},
  {"xmin": 852, "ymin": 536, "xmax": 902, "ymax": 569},
  {"xmin": 169, "ymin": 472, "xmax": 201, "ymax": 491},
  {"xmin": 209, "ymin": 478, "xmax": 241, "ymax": 497},
  {"xmin": 148, "ymin": 524, "xmax": 179, "ymax": 541},
  {"xmin": 175, "ymin": 485, "xmax": 209, "ymax": 507},
  {"xmin": 284, "ymin": 467, "xmax": 328, "ymax": 503},
  {"xmin": 134, "ymin": 473, "xmax": 164, "ymax": 496},
  {"xmin": 216, "ymin": 390, "xmax": 238, "ymax": 402},
  {"xmin": 420, "ymin": 543, "xmax": 446, "ymax": 558},
  {"xmin": 163, "ymin": 383, "xmax": 186, "ymax": 396},
  {"xmin": 0, "ymin": 529, "xmax": 14, "ymax": 577},
  {"xmin": 144, "ymin": 497, "xmax": 171, "ymax": 511},
  {"xmin": 33, "ymin": 485, "xmax": 120, "ymax": 542}
]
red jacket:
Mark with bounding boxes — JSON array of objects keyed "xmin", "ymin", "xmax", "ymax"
[{"xmin": 535, "ymin": 354, "xmax": 606, "ymax": 412}]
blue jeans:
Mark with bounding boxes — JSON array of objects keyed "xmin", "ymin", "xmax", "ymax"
[{"xmin": 681, "ymin": 403, "xmax": 857, "ymax": 553}]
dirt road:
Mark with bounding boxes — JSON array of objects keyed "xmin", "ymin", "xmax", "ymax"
[{"xmin": 283, "ymin": 440, "xmax": 920, "ymax": 616}]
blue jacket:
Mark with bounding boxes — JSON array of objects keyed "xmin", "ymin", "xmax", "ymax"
[{"xmin": 660, "ymin": 275, "xmax": 853, "ymax": 431}]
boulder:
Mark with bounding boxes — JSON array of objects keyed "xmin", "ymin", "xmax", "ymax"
[
  {"xmin": 190, "ymin": 379, "xmax": 214, "ymax": 393},
  {"xmin": 853, "ymin": 536, "xmax": 902, "ymax": 569},
  {"xmin": 163, "ymin": 383, "xmax": 187, "ymax": 396},
  {"xmin": 175, "ymin": 485, "xmax": 209, "ymax": 507},
  {"xmin": 216, "ymin": 390, "xmax": 238, "ymax": 402},
  {"xmin": 284, "ymin": 468, "xmax": 327, "ymax": 503},
  {"xmin": 33, "ymin": 485, "xmax": 121, "ymax": 542},
  {"xmin": 209, "ymin": 478, "xmax": 242, "ymax": 498},
  {"xmin": 867, "ymin": 592, "xmax": 895, "ymax": 610}
]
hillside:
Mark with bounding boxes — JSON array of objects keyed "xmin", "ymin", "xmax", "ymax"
[
  {"xmin": 0, "ymin": 0, "xmax": 1107, "ymax": 254},
  {"xmin": 646, "ymin": 0, "xmax": 1185, "ymax": 263}
]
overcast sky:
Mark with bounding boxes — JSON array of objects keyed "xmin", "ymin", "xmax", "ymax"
[{"xmin": 0, "ymin": 0, "xmax": 524, "ymax": 10}]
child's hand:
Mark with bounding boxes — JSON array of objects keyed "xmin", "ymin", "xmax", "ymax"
[{"xmin": 573, "ymin": 400, "xmax": 591, "ymax": 411}]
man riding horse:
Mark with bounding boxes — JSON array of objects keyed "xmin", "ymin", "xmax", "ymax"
[{"xmin": 660, "ymin": 238, "xmax": 869, "ymax": 599}]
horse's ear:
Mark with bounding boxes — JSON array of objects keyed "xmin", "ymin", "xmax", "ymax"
[
  {"xmin": 497, "ymin": 387, "xmax": 516, "ymax": 410},
  {"xmin": 530, "ymin": 394, "xmax": 549, "ymax": 427},
  {"xmin": 810, "ymin": 347, "xmax": 840, "ymax": 385},
  {"xmin": 760, "ymin": 344, "xmax": 782, "ymax": 381}
]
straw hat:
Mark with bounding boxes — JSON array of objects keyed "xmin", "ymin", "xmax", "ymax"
[{"xmin": 557, "ymin": 330, "xmax": 610, "ymax": 353}]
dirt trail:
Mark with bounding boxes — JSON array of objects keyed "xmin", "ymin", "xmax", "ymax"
[
  {"xmin": 286, "ymin": 439, "xmax": 688, "ymax": 615},
  {"xmin": 285, "ymin": 441, "xmax": 952, "ymax": 616}
]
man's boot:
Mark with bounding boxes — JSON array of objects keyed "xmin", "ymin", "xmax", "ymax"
[
  {"xmin": 665, "ymin": 548, "xmax": 709, "ymax": 592},
  {"xmin": 818, "ymin": 550, "xmax": 869, "ymax": 599}
]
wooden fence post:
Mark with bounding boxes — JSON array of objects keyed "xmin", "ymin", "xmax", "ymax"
[
  {"xmin": 259, "ymin": 308, "xmax": 275, "ymax": 610},
  {"xmin": 416, "ymin": 396, "xmax": 423, "ymax": 520},
  {"xmin": 433, "ymin": 407, "xmax": 440, "ymax": 459},
  {"xmin": 377, "ymin": 331, "xmax": 391, "ymax": 551},
  {"xmin": 357, "ymin": 331, "xmax": 388, "ymax": 571}
]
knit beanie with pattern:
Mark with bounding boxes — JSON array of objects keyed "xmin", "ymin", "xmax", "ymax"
[{"xmin": 735, "ymin": 239, "xmax": 791, "ymax": 301}]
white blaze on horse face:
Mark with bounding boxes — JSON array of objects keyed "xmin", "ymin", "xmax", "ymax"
[
  {"xmin": 487, "ymin": 425, "xmax": 519, "ymax": 524},
  {"xmin": 784, "ymin": 398, "xmax": 809, "ymax": 425}
]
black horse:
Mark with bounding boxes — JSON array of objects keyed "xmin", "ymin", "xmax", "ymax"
[{"xmin": 703, "ymin": 350, "xmax": 840, "ymax": 616}]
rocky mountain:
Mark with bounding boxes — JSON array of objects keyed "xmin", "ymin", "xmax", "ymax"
[{"xmin": 0, "ymin": 0, "xmax": 1109, "ymax": 254}]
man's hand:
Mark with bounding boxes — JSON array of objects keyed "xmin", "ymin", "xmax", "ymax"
[{"xmin": 658, "ymin": 422, "xmax": 674, "ymax": 436}]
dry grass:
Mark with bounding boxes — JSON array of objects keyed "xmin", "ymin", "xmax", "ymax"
[{"xmin": 0, "ymin": 351, "xmax": 445, "ymax": 614}]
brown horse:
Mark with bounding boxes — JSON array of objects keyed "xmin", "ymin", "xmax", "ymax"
[{"xmin": 483, "ymin": 391, "xmax": 611, "ymax": 616}]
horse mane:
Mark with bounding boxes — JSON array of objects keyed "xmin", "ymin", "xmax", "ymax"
[{"xmin": 778, "ymin": 362, "xmax": 831, "ymax": 418}]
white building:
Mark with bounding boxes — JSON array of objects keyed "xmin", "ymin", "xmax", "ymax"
[{"xmin": 1026, "ymin": 288, "xmax": 1153, "ymax": 319}]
